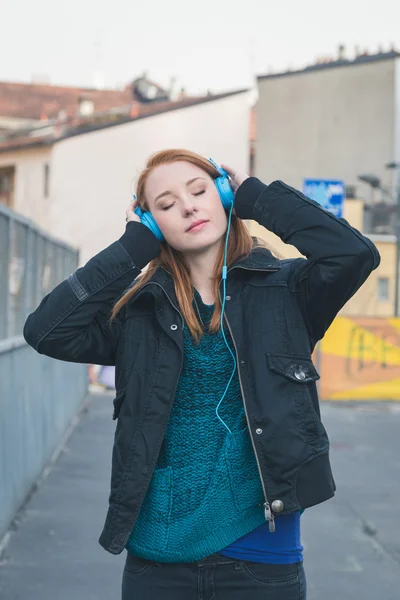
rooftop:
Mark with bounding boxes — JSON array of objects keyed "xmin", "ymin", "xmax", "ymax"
[
  {"xmin": 0, "ymin": 88, "xmax": 249, "ymax": 154},
  {"xmin": 257, "ymin": 49, "xmax": 400, "ymax": 81},
  {"xmin": 0, "ymin": 76, "xmax": 171, "ymax": 121}
]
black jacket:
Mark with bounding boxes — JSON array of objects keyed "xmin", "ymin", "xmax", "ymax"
[{"xmin": 23, "ymin": 177, "xmax": 380, "ymax": 554}]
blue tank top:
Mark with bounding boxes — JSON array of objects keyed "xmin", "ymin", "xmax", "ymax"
[{"xmin": 218, "ymin": 512, "xmax": 304, "ymax": 564}]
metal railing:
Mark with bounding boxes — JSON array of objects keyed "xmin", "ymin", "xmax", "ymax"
[
  {"xmin": 0, "ymin": 203, "xmax": 79, "ymax": 341},
  {"xmin": 0, "ymin": 204, "xmax": 88, "ymax": 543}
]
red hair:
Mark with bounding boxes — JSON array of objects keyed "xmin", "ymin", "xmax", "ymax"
[{"xmin": 111, "ymin": 149, "xmax": 254, "ymax": 341}]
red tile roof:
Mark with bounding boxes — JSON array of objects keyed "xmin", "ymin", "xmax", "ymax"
[
  {"xmin": 0, "ymin": 88, "xmax": 250, "ymax": 153},
  {"xmin": 0, "ymin": 78, "xmax": 169, "ymax": 121}
]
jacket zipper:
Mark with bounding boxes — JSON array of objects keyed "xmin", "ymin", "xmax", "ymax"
[{"xmin": 219, "ymin": 264, "xmax": 279, "ymax": 533}]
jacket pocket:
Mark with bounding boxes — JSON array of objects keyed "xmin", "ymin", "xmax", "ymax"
[
  {"xmin": 266, "ymin": 353, "xmax": 320, "ymax": 440},
  {"xmin": 225, "ymin": 427, "xmax": 265, "ymax": 513}
]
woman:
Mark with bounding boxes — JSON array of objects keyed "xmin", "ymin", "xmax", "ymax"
[{"xmin": 23, "ymin": 149, "xmax": 380, "ymax": 599}]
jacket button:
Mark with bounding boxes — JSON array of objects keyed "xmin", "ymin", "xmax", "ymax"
[
  {"xmin": 170, "ymin": 324, "xmax": 178, "ymax": 331},
  {"xmin": 255, "ymin": 428, "xmax": 263, "ymax": 435},
  {"xmin": 226, "ymin": 295, "xmax": 231, "ymax": 301},
  {"xmin": 294, "ymin": 366, "xmax": 306, "ymax": 380},
  {"xmin": 271, "ymin": 500, "xmax": 284, "ymax": 512}
]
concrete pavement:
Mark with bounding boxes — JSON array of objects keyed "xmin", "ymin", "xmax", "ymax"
[
  {"xmin": 0, "ymin": 393, "xmax": 399, "ymax": 599},
  {"xmin": 0, "ymin": 390, "xmax": 123, "ymax": 600}
]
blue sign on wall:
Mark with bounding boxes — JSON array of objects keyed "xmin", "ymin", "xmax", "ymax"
[{"xmin": 303, "ymin": 179, "xmax": 345, "ymax": 218}]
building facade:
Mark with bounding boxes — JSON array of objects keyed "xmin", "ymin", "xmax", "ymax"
[
  {"xmin": 255, "ymin": 50, "xmax": 400, "ymax": 202},
  {"xmin": 0, "ymin": 90, "xmax": 252, "ymax": 265}
]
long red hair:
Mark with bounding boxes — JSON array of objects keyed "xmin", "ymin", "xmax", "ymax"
[{"xmin": 111, "ymin": 149, "xmax": 254, "ymax": 341}]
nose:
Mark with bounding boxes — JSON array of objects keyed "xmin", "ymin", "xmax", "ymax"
[{"xmin": 181, "ymin": 196, "xmax": 198, "ymax": 217}]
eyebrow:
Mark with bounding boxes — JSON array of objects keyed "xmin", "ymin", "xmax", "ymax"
[{"xmin": 154, "ymin": 177, "xmax": 206, "ymax": 203}]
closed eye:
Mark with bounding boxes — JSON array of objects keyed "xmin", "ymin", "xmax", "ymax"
[{"xmin": 162, "ymin": 191, "xmax": 204, "ymax": 209}]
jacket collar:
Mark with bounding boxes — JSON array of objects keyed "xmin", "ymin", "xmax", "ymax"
[
  {"xmin": 228, "ymin": 246, "xmax": 281, "ymax": 272},
  {"xmin": 134, "ymin": 246, "xmax": 281, "ymax": 304}
]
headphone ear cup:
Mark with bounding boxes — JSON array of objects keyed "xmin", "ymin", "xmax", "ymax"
[
  {"xmin": 208, "ymin": 158, "xmax": 235, "ymax": 210},
  {"xmin": 215, "ymin": 175, "xmax": 235, "ymax": 210},
  {"xmin": 134, "ymin": 207, "xmax": 165, "ymax": 241}
]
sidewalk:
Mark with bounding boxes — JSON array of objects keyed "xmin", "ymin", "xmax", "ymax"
[
  {"xmin": 1, "ymin": 395, "xmax": 400, "ymax": 599},
  {"xmin": 0, "ymin": 391, "xmax": 124, "ymax": 600}
]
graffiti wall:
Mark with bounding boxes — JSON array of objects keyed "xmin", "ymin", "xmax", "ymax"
[{"xmin": 317, "ymin": 317, "xmax": 400, "ymax": 400}]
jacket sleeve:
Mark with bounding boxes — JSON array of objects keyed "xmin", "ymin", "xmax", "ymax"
[
  {"xmin": 23, "ymin": 222, "xmax": 161, "ymax": 365},
  {"xmin": 235, "ymin": 177, "xmax": 381, "ymax": 347}
]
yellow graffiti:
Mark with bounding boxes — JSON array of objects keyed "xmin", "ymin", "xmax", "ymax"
[
  {"xmin": 320, "ymin": 316, "xmax": 400, "ymax": 401},
  {"xmin": 321, "ymin": 317, "xmax": 400, "ymax": 366},
  {"xmin": 329, "ymin": 377, "xmax": 400, "ymax": 400},
  {"xmin": 388, "ymin": 318, "xmax": 400, "ymax": 336}
]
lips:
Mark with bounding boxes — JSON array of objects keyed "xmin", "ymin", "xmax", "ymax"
[{"xmin": 186, "ymin": 219, "xmax": 209, "ymax": 232}]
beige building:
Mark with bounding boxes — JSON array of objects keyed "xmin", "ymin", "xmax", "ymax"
[
  {"xmin": 247, "ymin": 197, "xmax": 396, "ymax": 318},
  {"xmin": 0, "ymin": 89, "xmax": 252, "ymax": 265},
  {"xmin": 255, "ymin": 49, "xmax": 400, "ymax": 200},
  {"xmin": 251, "ymin": 47, "xmax": 400, "ymax": 319}
]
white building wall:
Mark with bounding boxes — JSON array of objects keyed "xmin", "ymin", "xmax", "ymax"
[
  {"xmin": 0, "ymin": 146, "xmax": 52, "ymax": 229},
  {"xmin": 50, "ymin": 92, "xmax": 251, "ymax": 264}
]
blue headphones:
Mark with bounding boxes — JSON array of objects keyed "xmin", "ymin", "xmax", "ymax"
[
  {"xmin": 133, "ymin": 157, "xmax": 237, "ymax": 434},
  {"xmin": 133, "ymin": 158, "xmax": 235, "ymax": 242}
]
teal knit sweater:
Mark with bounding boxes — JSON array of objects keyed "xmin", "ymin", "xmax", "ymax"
[{"xmin": 126, "ymin": 290, "xmax": 267, "ymax": 562}]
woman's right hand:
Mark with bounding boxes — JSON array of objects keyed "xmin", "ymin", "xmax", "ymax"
[{"xmin": 125, "ymin": 198, "xmax": 142, "ymax": 224}]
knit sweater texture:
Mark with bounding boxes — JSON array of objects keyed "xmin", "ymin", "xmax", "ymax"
[{"xmin": 126, "ymin": 290, "xmax": 267, "ymax": 562}]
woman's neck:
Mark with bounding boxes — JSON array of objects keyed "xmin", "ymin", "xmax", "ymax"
[{"xmin": 184, "ymin": 245, "xmax": 220, "ymax": 305}]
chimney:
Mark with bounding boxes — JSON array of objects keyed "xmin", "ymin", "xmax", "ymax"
[
  {"xmin": 168, "ymin": 76, "xmax": 177, "ymax": 99},
  {"xmin": 338, "ymin": 44, "xmax": 346, "ymax": 60},
  {"xmin": 129, "ymin": 102, "xmax": 140, "ymax": 118}
]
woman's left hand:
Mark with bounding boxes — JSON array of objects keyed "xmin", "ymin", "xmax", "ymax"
[{"xmin": 220, "ymin": 164, "xmax": 250, "ymax": 193}]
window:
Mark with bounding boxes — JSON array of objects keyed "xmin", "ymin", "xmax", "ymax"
[
  {"xmin": 377, "ymin": 277, "xmax": 389, "ymax": 302},
  {"xmin": 0, "ymin": 166, "xmax": 15, "ymax": 206},
  {"xmin": 44, "ymin": 163, "xmax": 50, "ymax": 198}
]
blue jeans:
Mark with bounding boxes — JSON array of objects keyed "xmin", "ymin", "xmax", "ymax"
[{"xmin": 122, "ymin": 552, "xmax": 307, "ymax": 599}]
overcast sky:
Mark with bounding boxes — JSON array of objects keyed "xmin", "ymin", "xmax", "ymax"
[{"xmin": 1, "ymin": 0, "xmax": 399, "ymax": 94}]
